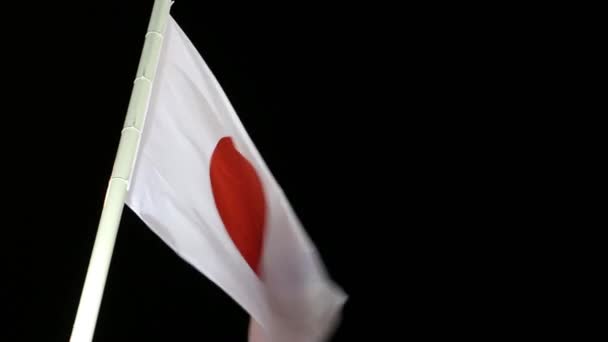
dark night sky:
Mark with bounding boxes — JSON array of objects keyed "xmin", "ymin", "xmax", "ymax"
[{"xmin": 4, "ymin": 1, "xmax": 514, "ymax": 341}]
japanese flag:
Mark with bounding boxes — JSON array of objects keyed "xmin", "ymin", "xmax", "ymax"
[{"xmin": 125, "ymin": 16, "xmax": 346, "ymax": 342}]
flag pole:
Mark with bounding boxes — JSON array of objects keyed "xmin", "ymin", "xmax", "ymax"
[{"xmin": 70, "ymin": 1, "xmax": 172, "ymax": 341}]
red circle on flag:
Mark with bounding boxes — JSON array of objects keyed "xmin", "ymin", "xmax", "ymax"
[{"xmin": 210, "ymin": 137, "xmax": 266, "ymax": 275}]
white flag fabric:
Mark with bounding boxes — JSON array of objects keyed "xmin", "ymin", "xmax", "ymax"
[{"xmin": 125, "ymin": 16, "xmax": 346, "ymax": 342}]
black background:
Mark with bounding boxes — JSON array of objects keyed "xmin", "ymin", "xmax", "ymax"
[{"xmin": 2, "ymin": 1, "xmax": 511, "ymax": 340}]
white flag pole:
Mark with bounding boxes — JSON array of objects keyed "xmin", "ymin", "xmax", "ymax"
[{"xmin": 70, "ymin": 1, "xmax": 172, "ymax": 341}]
